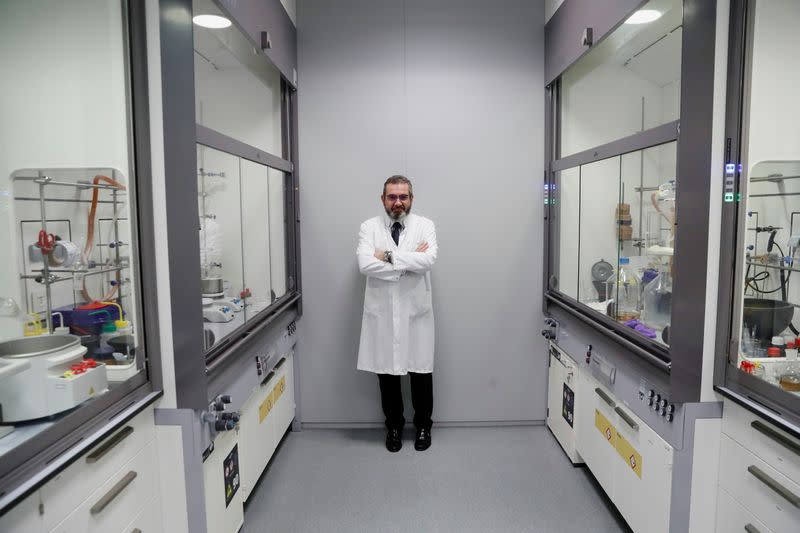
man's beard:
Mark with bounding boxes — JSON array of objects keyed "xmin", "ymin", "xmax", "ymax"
[{"xmin": 386, "ymin": 205, "xmax": 411, "ymax": 220}]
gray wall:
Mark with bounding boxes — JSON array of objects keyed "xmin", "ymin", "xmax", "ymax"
[{"xmin": 297, "ymin": 0, "xmax": 545, "ymax": 424}]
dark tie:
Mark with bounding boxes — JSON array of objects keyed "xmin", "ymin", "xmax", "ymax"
[{"xmin": 391, "ymin": 222, "xmax": 402, "ymax": 246}]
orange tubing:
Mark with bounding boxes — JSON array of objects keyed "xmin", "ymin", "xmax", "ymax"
[{"xmin": 81, "ymin": 175, "xmax": 127, "ymax": 303}]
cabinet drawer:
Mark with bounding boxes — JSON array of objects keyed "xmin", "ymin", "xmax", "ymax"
[
  {"xmin": 613, "ymin": 403, "xmax": 673, "ymax": 533},
  {"xmin": 722, "ymin": 401, "xmax": 800, "ymax": 486},
  {"xmin": 239, "ymin": 372, "xmax": 279, "ymax": 501},
  {"xmin": 42, "ymin": 407, "xmax": 155, "ymax": 531},
  {"xmin": 575, "ymin": 371, "xmax": 616, "ymax": 495},
  {"xmin": 49, "ymin": 439, "xmax": 158, "ymax": 533},
  {"xmin": 274, "ymin": 353, "xmax": 295, "ymax": 434},
  {"xmin": 0, "ymin": 491, "xmax": 44, "ymax": 533},
  {"xmin": 719, "ymin": 434, "xmax": 800, "ymax": 533},
  {"xmin": 119, "ymin": 494, "xmax": 162, "ymax": 533},
  {"xmin": 716, "ymin": 486, "xmax": 774, "ymax": 533}
]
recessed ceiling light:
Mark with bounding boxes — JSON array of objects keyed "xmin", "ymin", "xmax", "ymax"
[
  {"xmin": 193, "ymin": 14, "xmax": 232, "ymax": 29},
  {"xmin": 625, "ymin": 9, "xmax": 662, "ymax": 24}
]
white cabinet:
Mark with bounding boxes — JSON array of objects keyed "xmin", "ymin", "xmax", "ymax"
[
  {"xmin": 203, "ymin": 428, "xmax": 244, "ymax": 533},
  {"xmin": 716, "ymin": 486, "xmax": 774, "ymax": 533},
  {"xmin": 547, "ymin": 344, "xmax": 582, "ymax": 464},
  {"xmin": 576, "ymin": 370, "xmax": 617, "ymax": 494},
  {"xmin": 239, "ymin": 369, "xmax": 279, "ymax": 501},
  {"xmin": 239, "ymin": 352, "xmax": 295, "ymax": 502},
  {"xmin": 575, "ymin": 370, "xmax": 674, "ymax": 533},
  {"xmin": 716, "ymin": 400, "xmax": 800, "ymax": 533},
  {"xmin": 0, "ymin": 406, "xmax": 161, "ymax": 533}
]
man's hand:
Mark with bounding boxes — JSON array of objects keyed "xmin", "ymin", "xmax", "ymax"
[
  {"xmin": 416, "ymin": 241, "xmax": 429, "ymax": 253},
  {"xmin": 374, "ymin": 249, "xmax": 385, "ymax": 261}
]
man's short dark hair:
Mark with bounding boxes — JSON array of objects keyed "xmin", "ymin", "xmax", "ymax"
[{"xmin": 383, "ymin": 175, "xmax": 413, "ymax": 197}]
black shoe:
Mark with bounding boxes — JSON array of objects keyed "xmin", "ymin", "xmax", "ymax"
[
  {"xmin": 385, "ymin": 427, "xmax": 402, "ymax": 452},
  {"xmin": 414, "ymin": 427, "xmax": 431, "ymax": 451}
]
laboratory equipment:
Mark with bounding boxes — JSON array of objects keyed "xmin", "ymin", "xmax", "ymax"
[
  {"xmin": 546, "ymin": 342, "xmax": 583, "ymax": 465},
  {"xmin": 591, "ymin": 259, "xmax": 614, "ymax": 301},
  {"xmin": 0, "ymin": 335, "xmax": 107, "ymax": 422},
  {"xmin": 201, "ymin": 276, "xmax": 224, "ymax": 296},
  {"xmin": 643, "ymin": 246, "xmax": 673, "ymax": 331},
  {"xmin": 742, "ymin": 298, "xmax": 794, "ymax": 341},
  {"xmin": 607, "ymin": 257, "xmax": 640, "ymax": 322}
]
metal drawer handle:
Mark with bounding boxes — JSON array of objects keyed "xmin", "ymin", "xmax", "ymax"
[
  {"xmin": 260, "ymin": 370, "xmax": 275, "ymax": 387},
  {"xmin": 132, "ymin": 529, "xmax": 142, "ymax": 533},
  {"xmin": 747, "ymin": 465, "xmax": 800, "ymax": 508},
  {"xmin": 275, "ymin": 356, "xmax": 287, "ymax": 369},
  {"xmin": 90, "ymin": 470, "xmax": 138, "ymax": 515},
  {"xmin": 614, "ymin": 406, "xmax": 639, "ymax": 432},
  {"xmin": 744, "ymin": 524, "xmax": 760, "ymax": 533},
  {"xmin": 594, "ymin": 387, "xmax": 615, "ymax": 408},
  {"xmin": 751, "ymin": 420, "xmax": 800, "ymax": 458},
  {"xmin": 86, "ymin": 426, "xmax": 134, "ymax": 464}
]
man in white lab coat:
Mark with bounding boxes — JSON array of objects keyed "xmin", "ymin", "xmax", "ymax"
[{"xmin": 356, "ymin": 175, "xmax": 438, "ymax": 452}]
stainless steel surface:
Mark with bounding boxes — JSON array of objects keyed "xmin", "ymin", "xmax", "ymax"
[
  {"xmin": 86, "ymin": 426, "xmax": 134, "ymax": 464},
  {"xmin": 89, "ymin": 470, "xmax": 138, "ymax": 515},
  {"xmin": 0, "ymin": 334, "xmax": 80, "ymax": 359},
  {"xmin": 200, "ymin": 277, "xmax": 224, "ymax": 295},
  {"xmin": 747, "ymin": 465, "xmax": 800, "ymax": 508}
]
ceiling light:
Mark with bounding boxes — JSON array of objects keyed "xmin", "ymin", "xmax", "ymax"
[
  {"xmin": 625, "ymin": 9, "xmax": 662, "ymax": 24},
  {"xmin": 193, "ymin": 14, "xmax": 232, "ymax": 29}
]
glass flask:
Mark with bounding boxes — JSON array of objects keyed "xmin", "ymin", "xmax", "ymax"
[
  {"xmin": 607, "ymin": 257, "xmax": 641, "ymax": 322},
  {"xmin": 643, "ymin": 267, "xmax": 672, "ymax": 329}
]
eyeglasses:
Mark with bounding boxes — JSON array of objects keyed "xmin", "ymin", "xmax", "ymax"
[{"xmin": 385, "ymin": 194, "xmax": 410, "ymax": 202}]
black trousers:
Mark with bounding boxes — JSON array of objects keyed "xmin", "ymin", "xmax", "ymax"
[{"xmin": 377, "ymin": 372, "xmax": 433, "ymax": 431}]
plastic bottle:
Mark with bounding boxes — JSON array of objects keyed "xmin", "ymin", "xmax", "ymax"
[
  {"xmin": 607, "ymin": 257, "xmax": 640, "ymax": 322},
  {"xmin": 99, "ymin": 322, "xmax": 118, "ymax": 350},
  {"xmin": 785, "ymin": 340, "xmax": 798, "ymax": 361},
  {"xmin": 771, "ymin": 336, "xmax": 786, "ymax": 358}
]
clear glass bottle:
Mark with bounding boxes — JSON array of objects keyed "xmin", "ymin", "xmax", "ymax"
[
  {"xmin": 607, "ymin": 257, "xmax": 640, "ymax": 322},
  {"xmin": 643, "ymin": 268, "xmax": 672, "ymax": 329}
]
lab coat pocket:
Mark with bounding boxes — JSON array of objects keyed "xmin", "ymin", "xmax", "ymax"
[
  {"xmin": 364, "ymin": 277, "xmax": 384, "ymax": 315},
  {"xmin": 408, "ymin": 274, "xmax": 432, "ymax": 318}
]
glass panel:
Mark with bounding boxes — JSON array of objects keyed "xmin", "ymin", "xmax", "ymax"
[
  {"xmin": 577, "ymin": 157, "xmax": 621, "ymax": 310},
  {"xmin": 734, "ymin": 0, "xmax": 800, "ymax": 395},
  {"xmin": 269, "ymin": 169, "xmax": 287, "ymax": 300},
  {"xmin": 559, "ymin": 0, "xmax": 682, "ymax": 157},
  {"xmin": 198, "ymin": 145, "xmax": 245, "ymax": 345},
  {"xmin": 193, "ymin": 0, "xmax": 283, "ymax": 156},
  {"xmin": 553, "ymin": 142, "xmax": 677, "ymax": 346},
  {"xmin": 554, "ymin": 167, "xmax": 580, "ymax": 300},
  {"xmin": 0, "ymin": 1, "xmax": 144, "ymax": 457},
  {"xmin": 241, "ymin": 160, "xmax": 272, "ymax": 321}
]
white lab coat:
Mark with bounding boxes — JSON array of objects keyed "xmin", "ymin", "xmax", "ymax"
[{"xmin": 356, "ymin": 213, "xmax": 437, "ymax": 375}]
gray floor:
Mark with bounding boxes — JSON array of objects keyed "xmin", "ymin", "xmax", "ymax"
[{"xmin": 242, "ymin": 426, "xmax": 631, "ymax": 533}]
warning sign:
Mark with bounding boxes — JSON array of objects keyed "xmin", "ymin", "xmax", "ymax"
[
  {"xmin": 594, "ymin": 409, "xmax": 617, "ymax": 448},
  {"xmin": 615, "ymin": 431, "xmax": 643, "ymax": 479}
]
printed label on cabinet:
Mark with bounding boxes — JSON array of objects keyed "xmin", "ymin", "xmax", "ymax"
[
  {"xmin": 615, "ymin": 431, "xmax": 643, "ymax": 478},
  {"xmin": 595, "ymin": 409, "xmax": 617, "ymax": 448},
  {"xmin": 223, "ymin": 444, "xmax": 240, "ymax": 507},
  {"xmin": 259, "ymin": 393, "xmax": 274, "ymax": 423},
  {"xmin": 562, "ymin": 383, "xmax": 575, "ymax": 427}
]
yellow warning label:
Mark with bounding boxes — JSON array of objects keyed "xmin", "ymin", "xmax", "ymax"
[
  {"xmin": 258, "ymin": 393, "xmax": 274, "ymax": 423},
  {"xmin": 615, "ymin": 431, "xmax": 643, "ymax": 478},
  {"xmin": 89, "ymin": 387, "xmax": 95, "ymax": 396},
  {"xmin": 594, "ymin": 409, "xmax": 616, "ymax": 448},
  {"xmin": 277, "ymin": 376, "xmax": 286, "ymax": 397}
]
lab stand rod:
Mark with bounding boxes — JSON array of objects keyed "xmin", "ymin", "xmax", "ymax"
[
  {"xmin": 37, "ymin": 175, "xmax": 53, "ymax": 333},
  {"xmin": 746, "ymin": 261, "xmax": 800, "ymax": 274},
  {"xmin": 32, "ymin": 177, "xmax": 125, "ymax": 191},
  {"xmin": 750, "ymin": 174, "xmax": 800, "ymax": 183},
  {"xmin": 749, "ymin": 192, "xmax": 800, "ymax": 199},
  {"xmin": 113, "ymin": 185, "xmax": 122, "ymax": 306},
  {"xmin": 15, "ymin": 196, "xmax": 120, "ymax": 205},
  {"xmin": 21, "ymin": 266, "xmax": 126, "ymax": 281}
]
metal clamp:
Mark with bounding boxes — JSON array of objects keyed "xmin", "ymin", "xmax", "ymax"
[
  {"xmin": 744, "ymin": 524, "xmax": 761, "ymax": 533},
  {"xmin": 594, "ymin": 387, "xmax": 616, "ymax": 408},
  {"xmin": 747, "ymin": 465, "xmax": 800, "ymax": 508},
  {"xmin": 86, "ymin": 426, "xmax": 134, "ymax": 464},
  {"xmin": 614, "ymin": 406, "xmax": 639, "ymax": 432},
  {"xmin": 751, "ymin": 420, "xmax": 800, "ymax": 457},
  {"xmin": 90, "ymin": 470, "xmax": 138, "ymax": 515}
]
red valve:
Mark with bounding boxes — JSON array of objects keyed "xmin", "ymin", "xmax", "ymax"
[{"xmin": 37, "ymin": 230, "xmax": 55, "ymax": 254}]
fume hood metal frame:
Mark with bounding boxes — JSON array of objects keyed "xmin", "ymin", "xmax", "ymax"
[
  {"xmin": 159, "ymin": 0, "xmax": 302, "ymax": 411},
  {"xmin": 0, "ymin": 0, "xmax": 164, "ymax": 514},
  {"xmin": 713, "ymin": 0, "xmax": 800, "ymax": 436},
  {"xmin": 543, "ymin": 0, "xmax": 719, "ymax": 403}
]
